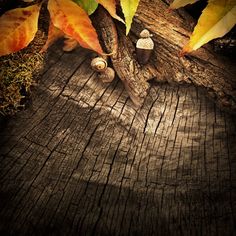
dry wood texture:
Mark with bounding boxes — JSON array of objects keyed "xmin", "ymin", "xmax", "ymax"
[
  {"xmin": 0, "ymin": 42, "xmax": 236, "ymax": 235},
  {"xmin": 134, "ymin": 0, "xmax": 236, "ymax": 113},
  {"xmin": 94, "ymin": 8, "xmax": 157, "ymax": 107},
  {"xmin": 94, "ymin": 0, "xmax": 236, "ymax": 112}
]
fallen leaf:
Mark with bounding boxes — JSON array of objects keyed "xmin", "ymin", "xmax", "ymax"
[
  {"xmin": 40, "ymin": 20, "xmax": 64, "ymax": 53},
  {"xmin": 48, "ymin": 0, "xmax": 103, "ymax": 54},
  {"xmin": 73, "ymin": 0, "xmax": 98, "ymax": 15},
  {"xmin": 170, "ymin": 0, "xmax": 200, "ymax": 9},
  {"xmin": 0, "ymin": 4, "xmax": 41, "ymax": 56},
  {"xmin": 96, "ymin": 0, "xmax": 125, "ymax": 23},
  {"xmin": 120, "ymin": 0, "xmax": 140, "ymax": 35},
  {"xmin": 183, "ymin": 0, "xmax": 236, "ymax": 54}
]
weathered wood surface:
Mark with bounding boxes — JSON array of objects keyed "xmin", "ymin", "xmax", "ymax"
[
  {"xmin": 134, "ymin": 0, "xmax": 236, "ymax": 113},
  {"xmin": 0, "ymin": 44, "xmax": 236, "ymax": 236},
  {"xmin": 97, "ymin": 0, "xmax": 236, "ymax": 112}
]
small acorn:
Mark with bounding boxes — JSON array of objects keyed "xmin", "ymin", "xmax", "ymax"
[
  {"xmin": 136, "ymin": 29, "xmax": 154, "ymax": 65},
  {"xmin": 91, "ymin": 57, "xmax": 107, "ymax": 72},
  {"xmin": 91, "ymin": 57, "xmax": 115, "ymax": 83},
  {"xmin": 99, "ymin": 67, "xmax": 115, "ymax": 83}
]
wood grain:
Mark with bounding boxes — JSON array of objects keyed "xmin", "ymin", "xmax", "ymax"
[
  {"xmin": 0, "ymin": 42, "xmax": 236, "ymax": 235},
  {"xmin": 94, "ymin": 0, "xmax": 236, "ymax": 112},
  {"xmin": 132, "ymin": 0, "xmax": 236, "ymax": 113}
]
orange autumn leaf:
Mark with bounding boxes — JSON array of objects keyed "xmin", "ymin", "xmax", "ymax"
[
  {"xmin": 0, "ymin": 4, "xmax": 41, "ymax": 56},
  {"xmin": 40, "ymin": 20, "xmax": 64, "ymax": 53},
  {"xmin": 48, "ymin": 0, "xmax": 103, "ymax": 54},
  {"xmin": 96, "ymin": 0, "xmax": 125, "ymax": 23}
]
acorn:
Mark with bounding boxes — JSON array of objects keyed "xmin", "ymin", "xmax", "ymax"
[
  {"xmin": 136, "ymin": 29, "xmax": 154, "ymax": 65},
  {"xmin": 91, "ymin": 57, "xmax": 115, "ymax": 83},
  {"xmin": 98, "ymin": 67, "xmax": 115, "ymax": 83},
  {"xmin": 91, "ymin": 57, "xmax": 107, "ymax": 72}
]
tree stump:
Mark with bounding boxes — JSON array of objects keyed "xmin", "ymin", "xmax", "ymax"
[{"xmin": 0, "ymin": 41, "xmax": 236, "ymax": 235}]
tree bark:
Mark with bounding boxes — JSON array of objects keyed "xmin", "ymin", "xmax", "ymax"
[
  {"xmin": 0, "ymin": 42, "xmax": 236, "ymax": 235},
  {"xmin": 95, "ymin": 0, "xmax": 236, "ymax": 113}
]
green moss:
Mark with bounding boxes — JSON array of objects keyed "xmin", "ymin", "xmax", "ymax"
[{"xmin": 0, "ymin": 31, "xmax": 45, "ymax": 116}]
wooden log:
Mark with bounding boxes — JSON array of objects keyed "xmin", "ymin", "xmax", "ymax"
[
  {"xmin": 94, "ymin": 8, "xmax": 157, "ymax": 107},
  {"xmin": 95, "ymin": 0, "xmax": 236, "ymax": 113},
  {"xmin": 133, "ymin": 0, "xmax": 236, "ymax": 113}
]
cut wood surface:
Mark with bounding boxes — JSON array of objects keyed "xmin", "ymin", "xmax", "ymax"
[{"xmin": 0, "ymin": 42, "xmax": 236, "ymax": 235}]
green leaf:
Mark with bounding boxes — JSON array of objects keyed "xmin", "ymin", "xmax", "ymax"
[
  {"xmin": 170, "ymin": 0, "xmax": 200, "ymax": 9},
  {"xmin": 73, "ymin": 0, "xmax": 98, "ymax": 15},
  {"xmin": 120, "ymin": 0, "xmax": 140, "ymax": 35}
]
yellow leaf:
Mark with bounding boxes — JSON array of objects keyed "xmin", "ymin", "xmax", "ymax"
[
  {"xmin": 96, "ymin": 0, "xmax": 124, "ymax": 23},
  {"xmin": 170, "ymin": 0, "xmax": 200, "ymax": 9},
  {"xmin": 183, "ymin": 0, "xmax": 236, "ymax": 53},
  {"xmin": 120, "ymin": 0, "xmax": 140, "ymax": 35},
  {"xmin": 0, "ymin": 4, "xmax": 41, "ymax": 56},
  {"xmin": 48, "ymin": 0, "xmax": 103, "ymax": 54}
]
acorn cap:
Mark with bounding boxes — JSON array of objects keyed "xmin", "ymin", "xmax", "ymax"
[
  {"xmin": 140, "ymin": 29, "xmax": 152, "ymax": 38},
  {"xmin": 136, "ymin": 38, "xmax": 154, "ymax": 50}
]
